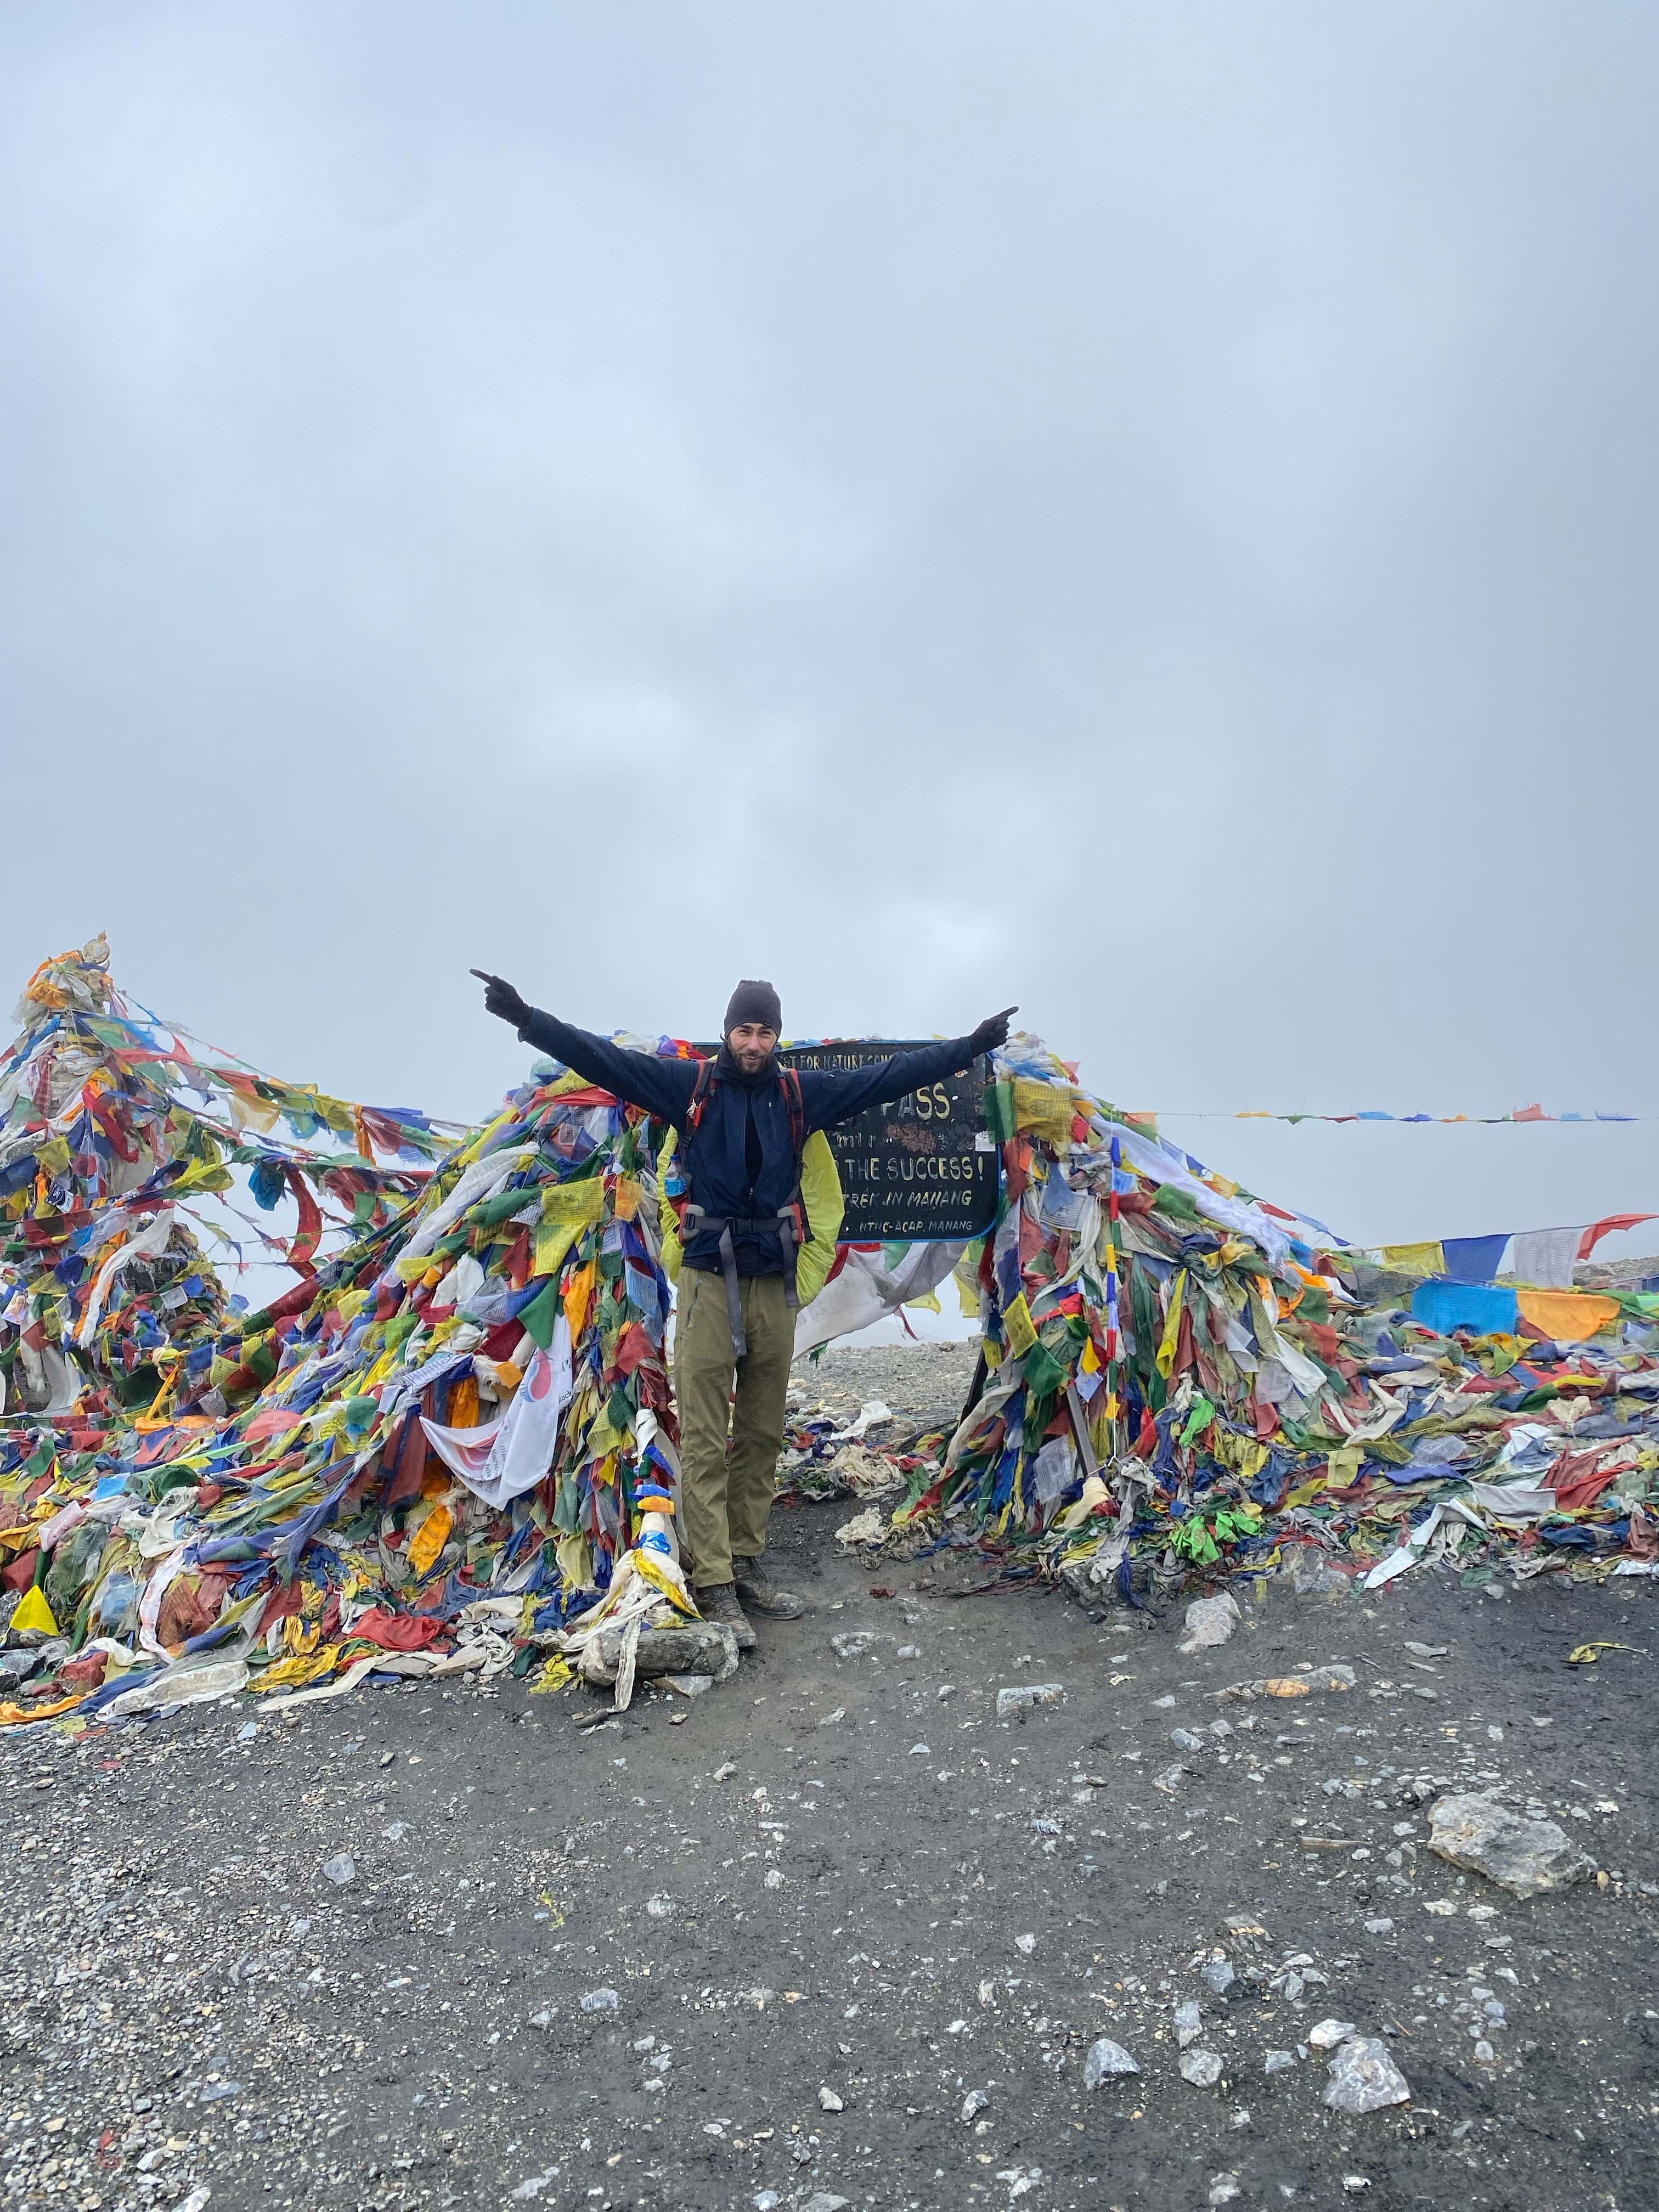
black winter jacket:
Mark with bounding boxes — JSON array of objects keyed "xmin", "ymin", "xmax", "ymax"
[{"xmin": 516, "ymin": 1011, "xmax": 983, "ymax": 1279}]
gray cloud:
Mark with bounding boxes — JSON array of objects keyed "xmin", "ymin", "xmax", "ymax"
[{"xmin": 3, "ymin": 2, "xmax": 1656, "ymax": 1254}]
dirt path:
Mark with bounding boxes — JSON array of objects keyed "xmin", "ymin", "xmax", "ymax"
[{"xmin": 1, "ymin": 1384, "xmax": 1655, "ymax": 2212}]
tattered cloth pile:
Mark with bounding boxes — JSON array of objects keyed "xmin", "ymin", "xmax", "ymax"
[
  {"xmin": 0, "ymin": 967, "xmax": 698, "ymax": 1718},
  {"xmin": 854, "ymin": 1036, "xmax": 1659, "ymax": 1605},
  {"xmin": 0, "ymin": 941, "xmax": 1656, "ymax": 1731},
  {"xmin": 0, "ymin": 938, "xmax": 447, "ymax": 1423}
]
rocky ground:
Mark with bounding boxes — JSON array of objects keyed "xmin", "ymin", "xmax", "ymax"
[
  {"xmin": 791, "ymin": 1341, "xmax": 980, "ymax": 1439},
  {"xmin": 1, "ymin": 1351, "xmax": 1656, "ymax": 2212}
]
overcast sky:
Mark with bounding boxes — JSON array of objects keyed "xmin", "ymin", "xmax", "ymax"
[{"xmin": 4, "ymin": 3, "xmax": 1657, "ymax": 1258}]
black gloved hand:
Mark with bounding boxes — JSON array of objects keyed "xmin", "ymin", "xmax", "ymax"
[
  {"xmin": 471, "ymin": 969, "xmax": 531, "ymax": 1030},
  {"xmin": 969, "ymin": 1005, "xmax": 1018, "ymax": 1057}
]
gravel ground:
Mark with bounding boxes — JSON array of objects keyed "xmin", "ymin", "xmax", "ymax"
[
  {"xmin": 792, "ymin": 1342, "xmax": 980, "ymax": 1436},
  {"xmin": 2, "ymin": 1353, "xmax": 1656, "ymax": 2212}
]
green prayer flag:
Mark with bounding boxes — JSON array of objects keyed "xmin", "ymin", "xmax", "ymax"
[{"xmin": 518, "ymin": 1276, "xmax": 561, "ymax": 1350}]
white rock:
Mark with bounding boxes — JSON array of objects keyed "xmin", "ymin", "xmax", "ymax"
[
  {"xmin": 1179, "ymin": 1593, "xmax": 1240, "ymax": 1655},
  {"xmin": 818, "ymin": 2085, "xmax": 845, "ymax": 2112},
  {"xmin": 831, "ymin": 1632, "xmax": 876, "ymax": 1660},
  {"xmin": 1180, "ymin": 2049, "xmax": 1223, "ymax": 2087},
  {"xmin": 997, "ymin": 1683, "xmax": 1065, "ymax": 1719},
  {"xmin": 1307, "ymin": 2018, "xmax": 1356, "ymax": 2051},
  {"xmin": 663, "ymin": 1673, "xmax": 713, "ymax": 1697},
  {"xmin": 1324, "ymin": 2038, "xmax": 1411, "ymax": 2113}
]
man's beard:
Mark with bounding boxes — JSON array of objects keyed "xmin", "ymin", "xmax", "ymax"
[{"xmin": 722, "ymin": 1039, "xmax": 777, "ymax": 1084}]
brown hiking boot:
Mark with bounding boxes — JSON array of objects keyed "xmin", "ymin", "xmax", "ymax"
[
  {"xmin": 732, "ymin": 1551, "xmax": 806, "ymax": 1620},
  {"xmin": 696, "ymin": 1582, "xmax": 757, "ymax": 1651}
]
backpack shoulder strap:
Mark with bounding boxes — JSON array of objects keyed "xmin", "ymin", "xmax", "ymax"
[
  {"xmin": 779, "ymin": 1065, "xmax": 806, "ymax": 1159},
  {"xmin": 685, "ymin": 1057, "xmax": 719, "ymax": 1136}
]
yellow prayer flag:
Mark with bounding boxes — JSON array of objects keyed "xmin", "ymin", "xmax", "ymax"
[
  {"xmin": 1013, "ymin": 1079, "xmax": 1080, "ymax": 1150},
  {"xmin": 251, "ymin": 1644, "xmax": 343, "ymax": 1693},
  {"xmin": 407, "ymin": 1501, "xmax": 454, "ymax": 1578},
  {"xmin": 564, "ymin": 1259, "xmax": 597, "ymax": 1341},
  {"xmin": 555, "ymin": 1532, "xmax": 594, "ymax": 1589},
  {"xmin": 532, "ymin": 1218, "xmax": 580, "ymax": 1280},
  {"xmin": 1325, "ymin": 1448, "xmax": 1364, "ymax": 1490},
  {"xmin": 1003, "ymin": 1291, "xmax": 1039, "ymax": 1356},
  {"xmin": 9, "ymin": 1587, "xmax": 57, "ymax": 1637},
  {"xmin": 1155, "ymin": 1269, "xmax": 1188, "ymax": 1380},
  {"xmin": 225, "ymin": 1091, "xmax": 281, "ymax": 1135},
  {"xmin": 1377, "ymin": 1241, "xmax": 1446, "ymax": 1276},
  {"xmin": 542, "ymin": 1181, "xmax": 607, "ymax": 1227}
]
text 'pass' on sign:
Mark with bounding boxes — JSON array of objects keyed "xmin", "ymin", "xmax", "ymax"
[{"xmin": 780, "ymin": 1041, "xmax": 1000, "ymax": 1244}]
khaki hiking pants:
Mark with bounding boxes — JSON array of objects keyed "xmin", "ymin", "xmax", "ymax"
[{"xmin": 674, "ymin": 1266, "xmax": 793, "ymax": 1589}]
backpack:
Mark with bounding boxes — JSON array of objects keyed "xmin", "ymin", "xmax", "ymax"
[{"xmin": 667, "ymin": 1057, "xmax": 810, "ymax": 1251}]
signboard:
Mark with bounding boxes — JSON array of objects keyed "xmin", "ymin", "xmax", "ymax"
[{"xmin": 778, "ymin": 1041, "xmax": 1000, "ymax": 1245}]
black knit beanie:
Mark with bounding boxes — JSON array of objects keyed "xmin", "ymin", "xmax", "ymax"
[{"xmin": 724, "ymin": 979, "xmax": 782, "ymax": 1038}]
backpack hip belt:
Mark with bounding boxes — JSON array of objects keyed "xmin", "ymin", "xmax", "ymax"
[{"xmin": 680, "ymin": 1204, "xmax": 803, "ymax": 1359}]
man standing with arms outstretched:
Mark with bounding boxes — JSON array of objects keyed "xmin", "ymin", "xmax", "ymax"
[{"xmin": 477, "ymin": 973, "xmax": 1014, "ymax": 1650}]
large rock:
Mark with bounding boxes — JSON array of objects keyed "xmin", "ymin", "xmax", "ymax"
[
  {"xmin": 579, "ymin": 1620, "xmax": 738, "ymax": 1686},
  {"xmin": 1323, "ymin": 2036, "xmax": 1411, "ymax": 2113},
  {"xmin": 996, "ymin": 1682, "xmax": 1065, "ymax": 1719},
  {"xmin": 1178, "ymin": 1593, "xmax": 1240, "ymax": 1654},
  {"xmin": 1427, "ymin": 1791, "xmax": 1595, "ymax": 1898},
  {"xmin": 1082, "ymin": 2037, "xmax": 1138, "ymax": 2087}
]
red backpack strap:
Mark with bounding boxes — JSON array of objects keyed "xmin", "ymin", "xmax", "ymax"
[
  {"xmin": 685, "ymin": 1057, "xmax": 719, "ymax": 1136},
  {"xmin": 780, "ymin": 1065, "xmax": 806, "ymax": 1159}
]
